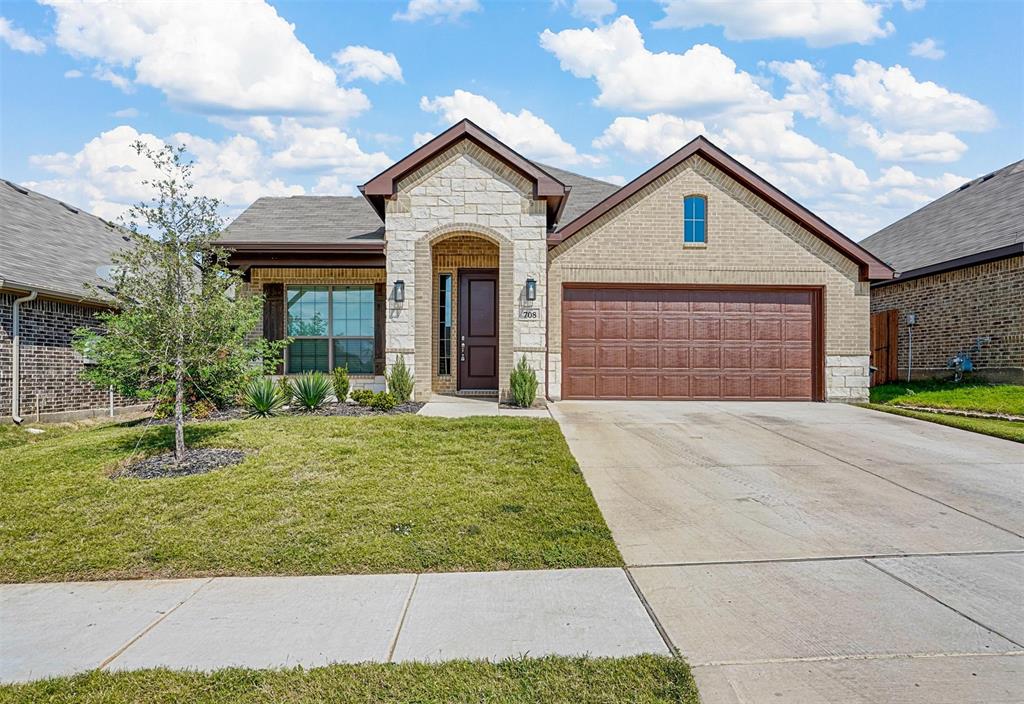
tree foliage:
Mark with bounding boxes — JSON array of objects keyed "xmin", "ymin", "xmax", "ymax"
[{"xmin": 74, "ymin": 141, "xmax": 284, "ymax": 460}]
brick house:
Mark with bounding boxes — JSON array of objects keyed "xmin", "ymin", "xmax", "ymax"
[
  {"xmin": 223, "ymin": 120, "xmax": 893, "ymax": 403},
  {"xmin": 0, "ymin": 180, "xmax": 142, "ymax": 422},
  {"xmin": 861, "ymin": 159, "xmax": 1023, "ymax": 384}
]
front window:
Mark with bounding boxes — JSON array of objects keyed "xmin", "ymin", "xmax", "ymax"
[
  {"xmin": 684, "ymin": 195, "xmax": 706, "ymax": 244},
  {"xmin": 286, "ymin": 285, "xmax": 375, "ymax": 374},
  {"xmin": 438, "ymin": 274, "xmax": 452, "ymax": 375}
]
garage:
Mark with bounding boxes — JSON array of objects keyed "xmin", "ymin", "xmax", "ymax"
[{"xmin": 561, "ymin": 286, "xmax": 822, "ymax": 401}]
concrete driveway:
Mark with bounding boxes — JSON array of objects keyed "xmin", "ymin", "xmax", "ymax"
[{"xmin": 552, "ymin": 401, "xmax": 1024, "ymax": 703}]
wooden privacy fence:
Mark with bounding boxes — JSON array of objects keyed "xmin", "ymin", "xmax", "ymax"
[{"xmin": 870, "ymin": 309, "xmax": 899, "ymax": 386}]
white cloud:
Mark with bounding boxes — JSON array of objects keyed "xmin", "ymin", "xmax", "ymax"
[
  {"xmin": 26, "ymin": 125, "xmax": 304, "ymax": 221},
  {"xmin": 849, "ymin": 122, "xmax": 966, "ymax": 162},
  {"xmin": 413, "ymin": 131, "xmax": 437, "ymax": 147},
  {"xmin": 111, "ymin": 107, "xmax": 140, "ymax": 118},
  {"xmin": 540, "ymin": 16, "xmax": 772, "ymax": 113},
  {"xmin": 572, "ymin": 0, "xmax": 617, "ymax": 23},
  {"xmin": 767, "ymin": 59, "xmax": 837, "ymax": 123},
  {"xmin": 393, "ymin": 0, "xmax": 481, "ymax": 23},
  {"xmin": 653, "ymin": 0, "xmax": 894, "ymax": 47},
  {"xmin": 902, "ymin": 0, "xmax": 926, "ymax": 10},
  {"xmin": 0, "ymin": 16, "xmax": 46, "ymax": 54},
  {"xmin": 311, "ymin": 176, "xmax": 359, "ymax": 196},
  {"xmin": 41, "ymin": 0, "xmax": 369, "ymax": 120},
  {"xmin": 63, "ymin": 68, "xmax": 82, "ymax": 78},
  {"xmin": 873, "ymin": 165, "xmax": 965, "ymax": 208},
  {"xmin": 594, "ymin": 114, "xmax": 706, "ymax": 159},
  {"xmin": 834, "ymin": 60, "xmax": 995, "ymax": 132},
  {"xmin": 334, "ymin": 46, "xmax": 403, "ymax": 84},
  {"xmin": 909, "ymin": 37, "xmax": 945, "ymax": 60},
  {"xmin": 269, "ymin": 120, "xmax": 394, "ymax": 181},
  {"xmin": 420, "ymin": 89, "xmax": 602, "ymax": 166},
  {"xmin": 92, "ymin": 65, "xmax": 132, "ymax": 92}
]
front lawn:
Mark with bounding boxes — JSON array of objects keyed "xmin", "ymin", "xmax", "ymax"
[
  {"xmin": 0, "ymin": 655, "xmax": 699, "ymax": 704},
  {"xmin": 866, "ymin": 404, "xmax": 1024, "ymax": 443},
  {"xmin": 870, "ymin": 379, "xmax": 1024, "ymax": 416},
  {"xmin": 0, "ymin": 415, "xmax": 621, "ymax": 583}
]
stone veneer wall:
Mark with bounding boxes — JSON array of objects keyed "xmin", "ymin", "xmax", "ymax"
[
  {"xmin": 384, "ymin": 140, "xmax": 548, "ymax": 400},
  {"xmin": 547, "ymin": 154, "xmax": 872, "ymax": 402},
  {"xmin": 0, "ymin": 292, "xmax": 137, "ymax": 421},
  {"xmin": 870, "ymin": 255, "xmax": 1023, "ymax": 383},
  {"xmin": 430, "ymin": 235, "xmax": 500, "ymax": 394}
]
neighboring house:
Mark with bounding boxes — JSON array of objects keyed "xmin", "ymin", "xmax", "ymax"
[
  {"xmin": 223, "ymin": 119, "xmax": 892, "ymax": 403},
  {"xmin": 0, "ymin": 180, "xmax": 141, "ymax": 422},
  {"xmin": 861, "ymin": 160, "xmax": 1023, "ymax": 384}
]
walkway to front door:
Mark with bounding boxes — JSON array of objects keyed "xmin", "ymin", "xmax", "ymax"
[{"xmin": 458, "ymin": 269, "xmax": 498, "ymax": 391}]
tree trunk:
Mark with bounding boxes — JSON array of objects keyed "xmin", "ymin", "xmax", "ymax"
[{"xmin": 173, "ymin": 354, "xmax": 186, "ymax": 462}]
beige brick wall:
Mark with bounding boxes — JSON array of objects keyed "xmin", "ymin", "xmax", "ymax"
[
  {"xmin": 547, "ymin": 154, "xmax": 871, "ymax": 402},
  {"xmin": 870, "ymin": 255, "xmax": 1023, "ymax": 382}
]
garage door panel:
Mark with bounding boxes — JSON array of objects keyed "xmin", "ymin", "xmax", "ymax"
[
  {"xmin": 629, "ymin": 345, "xmax": 659, "ymax": 369},
  {"xmin": 630, "ymin": 317, "xmax": 659, "ymax": 340},
  {"xmin": 563, "ymin": 287, "xmax": 818, "ymax": 401},
  {"xmin": 597, "ymin": 345, "xmax": 627, "ymax": 369}
]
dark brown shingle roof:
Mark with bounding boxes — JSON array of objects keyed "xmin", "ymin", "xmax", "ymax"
[
  {"xmin": 0, "ymin": 180, "xmax": 129, "ymax": 302},
  {"xmin": 861, "ymin": 159, "xmax": 1024, "ymax": 274},
  {"xmin": 220, "ymin": 195, "xmax": 384, "ymax": 245}
]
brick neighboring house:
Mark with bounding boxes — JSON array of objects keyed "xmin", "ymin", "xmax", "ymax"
[
  {"xmin": 224, "ymin": 120, "xmax": 892, "ymax": 403},
  {"xmin": 0, "ymin": 180, "xmax": 143, "ymax": 422},
  {"xmin": 861, "ymin": 159, "xmax": 1023, "ymax": 384}
]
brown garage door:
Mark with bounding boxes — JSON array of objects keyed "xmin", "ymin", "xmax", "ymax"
[{"xmin": 562, "ymin": 286, "xmax": 821, "ymax": 400}]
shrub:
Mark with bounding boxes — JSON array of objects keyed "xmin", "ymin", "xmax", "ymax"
[
  {"xmin": 191, "ymin": 399, "xmax": 217, "ymax": 419},
  {"xmin": 386, "ymin": 355, "xmax": 414, "ymax": 403},
  {"xmin": 509, "ymin": 356, "xmax": 539, "ymax": 407},
  {"xmin": 351, "ymin": 388, "xmax": 375, "ymax": 405},
  {"xmin": 276, "ymin": 376, "xmax": 293, "ymax": 404},
  {"xmin": 370, "ymin": 391, "xmax": 397, "ymax": 412},
  {"xmin": 290, "ymin": 372, "xmax": 331, "ymax": 411},
  {"xmin": 243, "ymin": 378, "xmax": 285, "ymax": 418},
  {"xmin": 332, "ymin": 366, "xmax": 351, "ymax": 402}
]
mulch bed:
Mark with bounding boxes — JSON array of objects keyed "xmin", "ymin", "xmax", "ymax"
[
  {"xmin": 114, "ymin": 448, "xmax": 248, "ymax": 480},
  {"xmin": 138, "ymin": 401, "xmax": 424, "ymax": 425}
]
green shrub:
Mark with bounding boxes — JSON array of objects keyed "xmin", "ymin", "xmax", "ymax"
[
  {"xmin": 509, "ymin": 356, "xmax": 539, "ymax": 407},
  {"xmin": 386, "ymin": 355, "xmax": 414, "ymax": 403},
  {"xmin": 243, "ymin": 378, "xmax": 285, "ymax": 418},
  {"xmin": 351, "ymin": 388, "xmax": 375, "ymax": 405},
  {"xmin": 370, "ymin": 391, "xmax": 397, "ymax": 412},
  {"xmin": 191, "ymin": 399, "xmax": 217, "ymax": 419},
  {"xmin": 290, "ymin": 372, "xmax": 331, "ymax": 411},
  {"xmin": 332, "ymin": 366, "xmax": 351, "ymax": 402},
  {"xmin": 276, "ymin": 376, "xmax": 293, "ymax": 404}
]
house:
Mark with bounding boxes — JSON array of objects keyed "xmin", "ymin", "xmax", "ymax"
[
  {"xmin": 861, "ymin": 160, "xmax": 1023, "ymax": 384},
  {"xmin": 0, "ymin": 180, "xmax": 142, "ymax": 422},
  {"xmin": 223, "ymin": 119, "xmax": 893, "ymax": 403}
]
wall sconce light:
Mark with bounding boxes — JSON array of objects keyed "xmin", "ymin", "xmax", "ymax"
[
  {"xmin": 525, "ymin": 278, "xmax": 537, "ymax": 302},
  {"xmin": 394, "ymin": 280, "xmax": 405, "ymax": 303}
]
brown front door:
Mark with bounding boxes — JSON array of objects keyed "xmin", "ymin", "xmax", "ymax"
[
  {"xmin": 458, "ymin": 269, "xmax": 499, "ymax": 390},
  {"xmin": 562, "ymin": 286, "xmax": 822, "ymax": 401}
]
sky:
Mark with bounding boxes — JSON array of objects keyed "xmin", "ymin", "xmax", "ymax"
[{"xmin": 1, "ymin": 0, "xmax": 1021, "ymax": 240}]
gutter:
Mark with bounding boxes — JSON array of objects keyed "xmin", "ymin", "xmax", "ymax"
[
  {"xmin": 10, "ymin": 289, "xmax": 38, "ymax": 424},
  {"xmin": 872, "ymin": 243, "xmax": 1024, "ymax": 287}
]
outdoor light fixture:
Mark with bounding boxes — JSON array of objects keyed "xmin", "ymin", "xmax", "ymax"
[
  {"xmin": 394, "ymin": 280, "xmax": 405, "ymax": 303},
  {"xmin": 525, "ymin": 278, "xmax": 537, "ymax": 301}
]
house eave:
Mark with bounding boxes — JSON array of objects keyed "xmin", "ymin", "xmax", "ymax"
[{"xmin": 872, "ymin": 242, "xmax": 1024, "ymax": 288}]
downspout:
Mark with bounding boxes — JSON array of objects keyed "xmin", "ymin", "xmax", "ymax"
[{"xmin": 11, "ymin": 290, "xmax": 39, "ymax": 424}]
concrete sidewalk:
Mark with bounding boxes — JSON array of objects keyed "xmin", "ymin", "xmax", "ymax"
[
  {"xmin": 418, "ymin": 394, "xmax": 551, "ymax": 418},
  {"xmin": 0, "ymin": 568, "xmax": 668, "ymax": 683}
]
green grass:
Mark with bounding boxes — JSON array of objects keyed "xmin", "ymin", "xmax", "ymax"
[
  {"xmin": 866, "ymin": 404, "xmax": 1024, "ymax": 443},
  {"xmin": 0, "ymin": 655, "xmax": 699, "ymax": 704},
  {"xmin": 870, "ymin": 379, "xmax": 1024, "ymax": 415},
  {"xmin": 0, "ymin": 415, "xmax": 622, "ymax": 583}
]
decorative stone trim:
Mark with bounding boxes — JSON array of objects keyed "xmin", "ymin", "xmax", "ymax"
[{"xmin": 251, "ymin": 267, "xmax": 385, "ymax": 285}]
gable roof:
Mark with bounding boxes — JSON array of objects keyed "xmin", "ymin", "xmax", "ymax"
[
  {"xmin": 860, "ymin": 159, "xmax": 1024, "ymax": 279},
  {"xmin": 360, "ymin": 119, "xmax": 569, "ymax": 224},
  {"xmin": 0, "ymin": 179, "xmax": 130, "ymax": 303},
  {"xmin": 533, "ymin": 163, "xmax": 620, "ymax": 231},
  {"xmin": 220, "ymin": 195, "xmax": 384, "ymax": 247},
  {"xmin": 549, "ymin": 136, "xmax": 894, "ymax": 282}
]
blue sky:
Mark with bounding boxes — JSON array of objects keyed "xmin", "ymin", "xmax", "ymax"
[{"xmin": 1, "ymin": 0, "xmax": 1021, "ymax": 239}]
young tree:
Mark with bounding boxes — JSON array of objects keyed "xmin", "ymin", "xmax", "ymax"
[{"xmin": 76, "ymin": 141, "xmax": 280, "ymax": 462}]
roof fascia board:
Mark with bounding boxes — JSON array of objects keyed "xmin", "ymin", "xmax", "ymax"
[{"xmin": 872, "ymin": 242, "xmax": 1023, "ymax": 287}]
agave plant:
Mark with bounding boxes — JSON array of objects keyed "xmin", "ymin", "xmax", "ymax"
[
  {"xmin": 243, "ymin": 378, "xmax": 285, "ymax": 418},
  {"xmin": 290, "ymin": 371, "xmax": 331, "ymax": 411}
]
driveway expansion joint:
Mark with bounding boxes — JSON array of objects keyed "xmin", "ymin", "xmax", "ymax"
[
  {"xmin": 387, "ymin": 573, "xmax": 419, "ymax": 663},
  {"xmin": 625, "ymin": 547, "xmax": 1024, "ymax": 569},
  {"xmin": 688, "ymin": 649, "xmax": 1024, "ymax": 668},
  {"xmin": 623, "ymin": 567, "xmax": 680, "ymax": 658}
]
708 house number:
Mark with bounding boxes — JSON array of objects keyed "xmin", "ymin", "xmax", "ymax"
[{"xmin": 519, "ymin": 309, "xmax": 539, "ymax": 320}]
